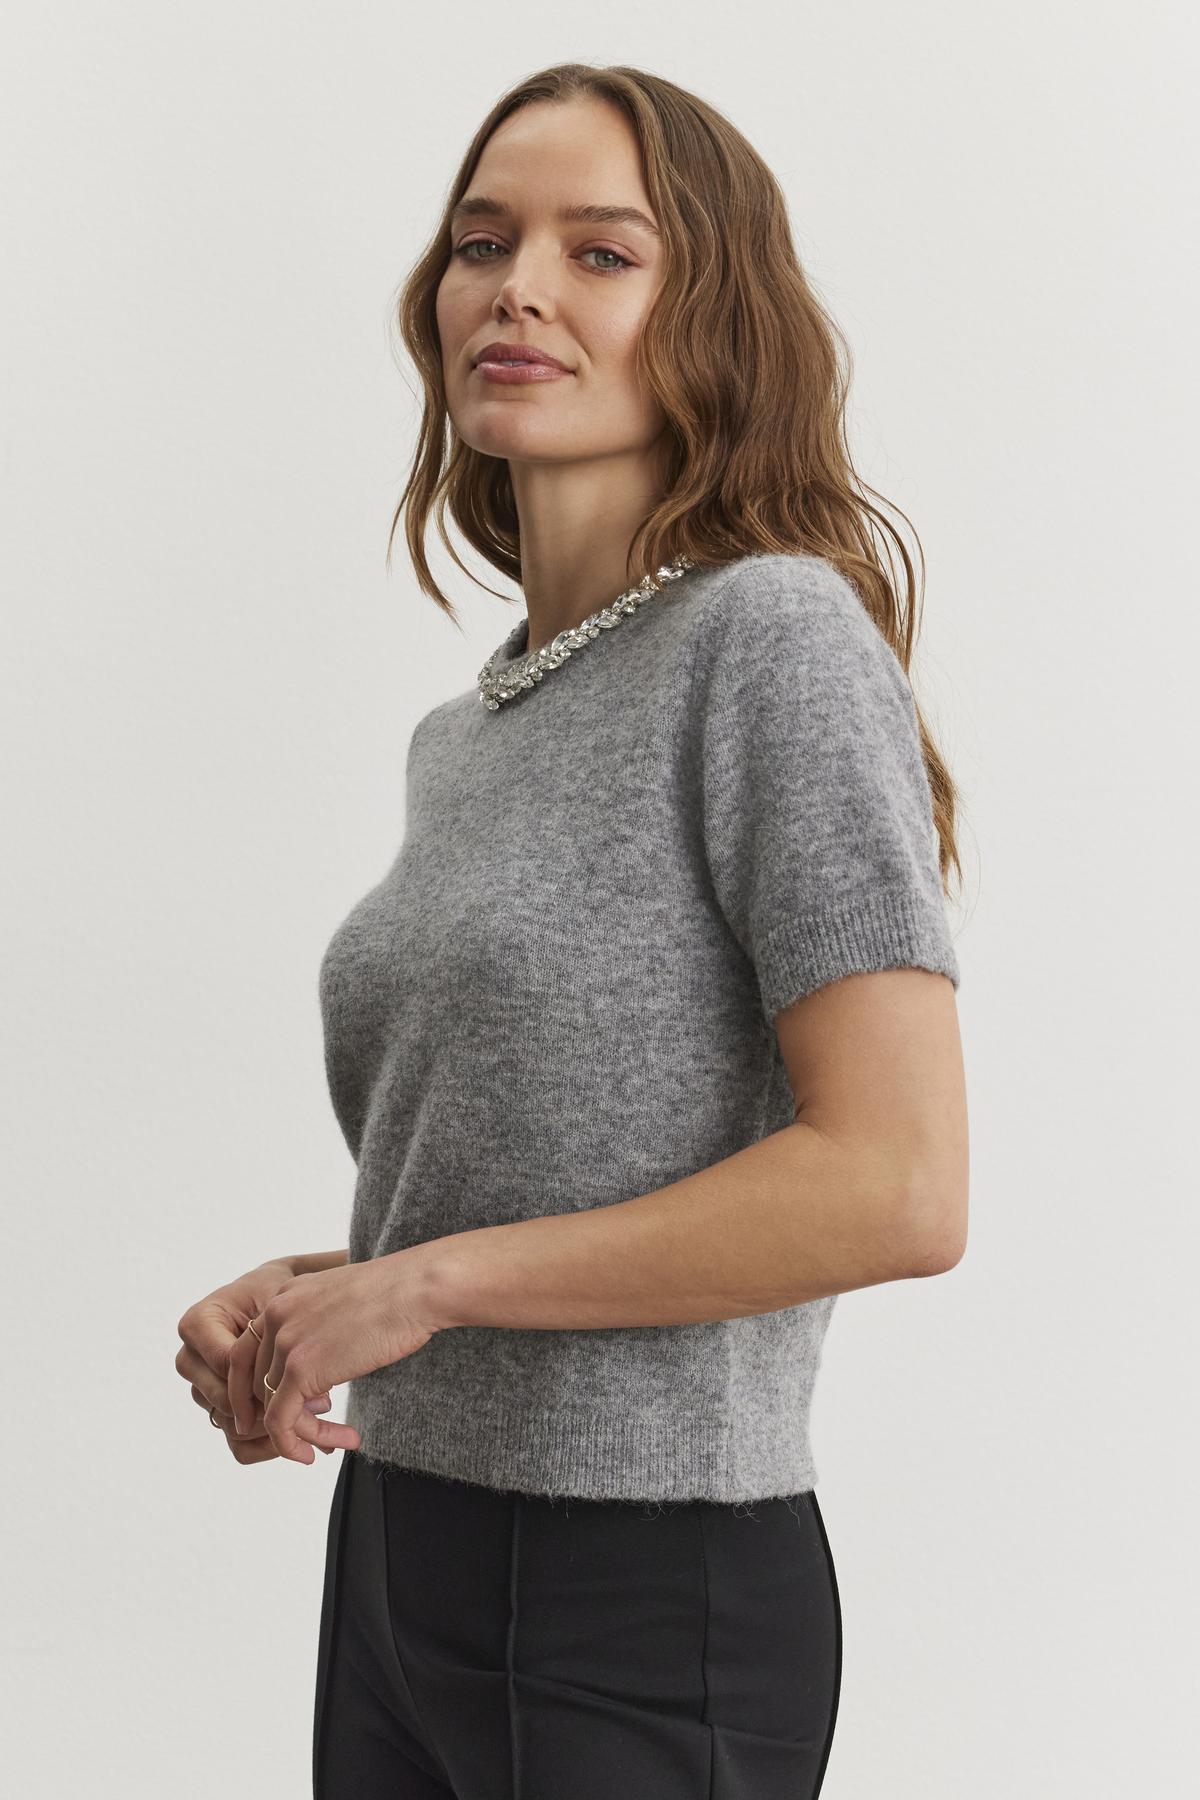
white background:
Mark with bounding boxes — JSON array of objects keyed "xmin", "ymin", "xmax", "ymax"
[{"xmin": 3, "ymin": 4, "xmax": 1196, "ymax": 1794}]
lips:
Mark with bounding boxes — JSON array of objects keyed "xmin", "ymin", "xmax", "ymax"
[{"xmin": 472, "ymin": 341, "xmax": 572, "ymax": 372}]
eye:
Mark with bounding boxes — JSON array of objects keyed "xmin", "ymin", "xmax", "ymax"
[
  {"xmin": 452, "ymin": 238, "xmax": 634, "ymax": 276},
  {"xmin": 582, "ymin": 247, "xmax": 633, "ymax": 275},
  {"xmin": 453, "ymin": 236, "xmax": 505, "ymax": 262}
]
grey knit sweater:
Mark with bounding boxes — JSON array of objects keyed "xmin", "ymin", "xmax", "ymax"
[{"xmin": 317, "ymin": 551, "xmax": 961, "ymax": 1503}]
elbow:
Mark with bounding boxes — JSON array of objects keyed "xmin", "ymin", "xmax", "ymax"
[
  {"xmin": 910, "ymin": 1227, "xmax": 967, "ymax": 1277},
  {"xmin": 896, "ymin": 1174, "xmax": 969, "ymax": 1277}
]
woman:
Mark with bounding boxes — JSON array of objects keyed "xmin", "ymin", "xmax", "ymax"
[{"xmin": 176, "ymin": 62, "xmax": 968, "ymax": 1799}]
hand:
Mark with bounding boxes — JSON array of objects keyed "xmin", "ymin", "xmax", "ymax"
[
  {"xmin": 227, "ymin": 1249, "xmax": 442, "ymax": 1466},
  {"xmin": 176, "ymin": 1259, "xmax": 348, "ymax": 1465}
]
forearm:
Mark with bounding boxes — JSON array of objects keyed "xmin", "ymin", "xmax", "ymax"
[
  {"xmin": 282, "ymin": 1247, "xmax": 349, "ymax": 1277},
  {"xmin": 414, "ymin": 1121, "xmax": 944, "ymax": 1334}
]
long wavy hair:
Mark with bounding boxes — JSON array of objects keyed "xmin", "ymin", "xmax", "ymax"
[{"xmin": 386, "ymin": 62, "xmax": 964, "ymax": 898}]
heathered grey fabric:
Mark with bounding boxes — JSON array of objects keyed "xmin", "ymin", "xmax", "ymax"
[{"xmin": 317, "ymin": 550, "xmax": 961, "ymax": 1503}]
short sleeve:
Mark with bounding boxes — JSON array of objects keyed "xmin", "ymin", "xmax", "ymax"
[{"xmin": 692, "ymin": 554, "xmax": 961, "ymax": 1023}]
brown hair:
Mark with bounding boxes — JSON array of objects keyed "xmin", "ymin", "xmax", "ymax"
[{"xmin": 386, "ymin": 62, "xmax": 964, "ymax": 897}]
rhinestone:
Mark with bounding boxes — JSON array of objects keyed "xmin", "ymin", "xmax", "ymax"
[{"xmin": 476, "ymin": 555, "xmax": 697, "ymax": 710}]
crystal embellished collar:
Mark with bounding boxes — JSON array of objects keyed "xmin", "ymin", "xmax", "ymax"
[{"xmin": 476, "ymin": 555, "xmax": 698, "ymax": 711}]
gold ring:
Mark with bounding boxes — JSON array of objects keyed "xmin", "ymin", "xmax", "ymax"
[
  {"xmin": 208, "ymin": 1406, "xmax": 222, "ymax": 1428},
  {"xmin": 263, "ymin": 1371, "xmax": 278, "ymax": 1395},
  {"xmin": 247, "ymin": 1317, "xmax": 264, "ymax": 1342}
]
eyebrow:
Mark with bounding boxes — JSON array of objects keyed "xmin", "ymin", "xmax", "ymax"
[{"xmin": 450, "ymin": 195, "xmax": 661, "ymax": 239}]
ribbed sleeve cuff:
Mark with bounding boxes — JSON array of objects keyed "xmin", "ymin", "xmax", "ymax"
[{"xmin": 756, "ymin": 886, "xmax": 961, "ymax": 1023}]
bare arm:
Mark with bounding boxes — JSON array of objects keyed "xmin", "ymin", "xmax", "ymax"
[
  {"xmin": 414, "ymin": 966, "xmax": 967, "ymax": 1333},
  {"xmin": 416, "ymin": 1117, "xmax": 953, "ymax": 1333}
]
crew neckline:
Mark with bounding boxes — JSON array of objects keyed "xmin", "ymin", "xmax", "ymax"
[{"xmin": 491, "ymin": 617, "xmax": 531, "ymax": 669}]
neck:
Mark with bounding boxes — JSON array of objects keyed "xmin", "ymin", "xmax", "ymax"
[{"xmin": 507, "ymin": 450, "xmax": 671, "ymax": 654}]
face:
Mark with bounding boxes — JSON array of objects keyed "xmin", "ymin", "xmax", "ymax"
[{"xmin": 436, "ymin": 96, "xmax": 668, "ymax": 476}]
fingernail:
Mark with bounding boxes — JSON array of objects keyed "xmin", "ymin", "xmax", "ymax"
[{"xmin": 234, "ymin": 1416, "xmax": 244, "ymax": 1436}]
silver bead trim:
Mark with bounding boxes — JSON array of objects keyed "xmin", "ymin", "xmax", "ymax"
[{"xmin": 476, "ymin": 555, "xmax": 698, "ymax": 711}]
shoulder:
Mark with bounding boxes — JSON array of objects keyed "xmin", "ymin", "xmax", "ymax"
[
  {"xmin": 691, "ymin": 550, "xmax": 904, "ymax": 696},
  {"xmin": 710, "ymin": 550, "xmax": 859, "ymax": 603},
  {"xmin": 405, "ymin": 694, "xmax": 463, "ymax": 768}
]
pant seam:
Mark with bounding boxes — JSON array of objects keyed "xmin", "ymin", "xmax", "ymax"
[
  {"xmin": 696, "ymin": 1506, "xmax": 715, "ymax": 1800},
  {"xmin": 377, "ymin": 1465, "xmax": 454, "ymax": 1790},
  {"xmin": 313, "ymin": 1449, "xmax": 354, "ymax": 1798},
  {"xmin": 507, "ymin": 1490, "xmax": 523, "ymax": 1800}
]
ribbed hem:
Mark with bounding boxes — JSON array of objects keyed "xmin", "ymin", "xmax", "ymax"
[
  {"xmin": 345, "ymin": 1381, "xmax": 818, "ymax": 1505},
  {"xmin": 757, "ymin": 885, "xmax": 961, "ymax": 1022}
]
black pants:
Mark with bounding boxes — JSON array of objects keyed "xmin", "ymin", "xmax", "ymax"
[{"xmin": 313, "ymin": 1447, "xmax": 841, "ymax": 1799}]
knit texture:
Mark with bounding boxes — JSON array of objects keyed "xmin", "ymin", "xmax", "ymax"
[{"xmin": 317, "ymin": 551, "xmax": 961, "ymax": 1502}]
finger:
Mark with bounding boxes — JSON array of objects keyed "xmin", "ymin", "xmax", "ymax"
[
  {"xmin": 189, "ymin": 1374, "xmax": 242, "ymax": 1423},
  {"xmin": 196, "ymin": 1346, "xmax": 329, "ymax": 1425},
  {"xmin": 191, "ymin": 1381, "xmax": 232, "ymax": 1417},
  {"xmin": 251, "ymin": 1315, "xmax": 277, "ymax": 1419},
  {"xmin": 225, "ymin": 1426, "xmax": 283, "ymax": 1465},
  {"xmin": 264, "ymin": 1373, "xmax": 361, "ymax": 1465},
  {"xmin": 179, "ymin": 1341, "xmax": 283, "ymax": 1439},
  {"xmin": 225, "ymin": 1325, "xmax": 259, "ymax": 1437},
  {"xmin": 176, "ymin": 1342, "xmax": 225, "ymax": 1392},
  {"xmin": 197, "ymin": 1388, "xmax": 278, "ymax": 1442},
  {"xmin": 193, "ymin": 1384, "xmax": 277, "ymax": 1446},
  {"xmin": 176, "ymin": 1307, "xmax": 239, "ymax": 1386},
  {"xmin": 263, "ymin": 1368, "xmax": 318, "ymax": 1464},
  {"xmin": 229, "ymin": 1372, "xmax": 332, "ymax": 1441},
  {"xmin": 229, "ymin": 1323, "xmax": 329, "ymax": 1436},
  {"xmin": 312, "ymin": 1417, "xmax": 361, "ymax": 1452},
  {"xmin": 274, "ymin": 1413, "xmax": 360, "ymax": 1462}
]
